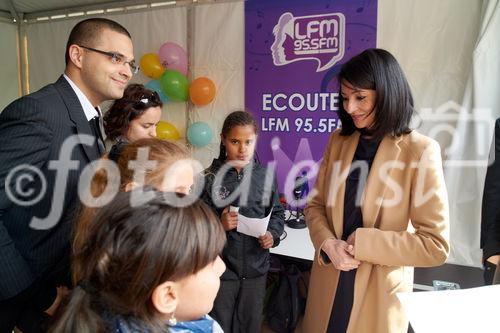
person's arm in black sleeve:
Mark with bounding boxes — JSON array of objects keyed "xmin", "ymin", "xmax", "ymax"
[
  {"xmin": 484, "ymin": 208, "xmax": 500, "ymax": 265},
  {"xmin": 481, "ymin": 118, "xmax": 500, "ymax": 263},
  {"xmin": 266, "ymin": 178, "xmax": 285, "ymax": 247},
  {"xmin": 0, "ymin": 97, "xmax": 53, "ymax": 300}
]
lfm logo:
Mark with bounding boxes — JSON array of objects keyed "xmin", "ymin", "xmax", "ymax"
[{"xmin": 271, "ymin": 12, "xmax": 345, "ymax": 72}]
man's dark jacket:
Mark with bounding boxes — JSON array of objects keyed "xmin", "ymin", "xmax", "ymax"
[{"xmin": 0, "ymin": 75, "xmax": 102, "ymax": 300}]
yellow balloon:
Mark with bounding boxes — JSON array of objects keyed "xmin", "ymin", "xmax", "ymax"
[
  {"xmin": 156, "ymin": 121, "xmax": 180, "ymax": 141},
  {"xmin": 140, "ymin": 53, "xmax": 165, "ymax": 79}
]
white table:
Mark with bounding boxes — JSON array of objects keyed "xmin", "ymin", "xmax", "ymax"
[{"xmin": 270, "ymin": 222, "xmax": 315, "ymax": 261}]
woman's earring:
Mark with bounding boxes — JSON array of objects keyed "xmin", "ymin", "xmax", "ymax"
[{"xmin": 168, "ymin": 313, "xmax": 177, "ymax": 326}]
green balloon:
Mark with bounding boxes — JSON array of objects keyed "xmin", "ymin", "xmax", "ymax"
[{"xmin": 160, "ymin": 70, "xmax": 189, "ymax": 101}]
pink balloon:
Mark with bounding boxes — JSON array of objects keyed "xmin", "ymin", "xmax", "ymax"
[{"xmin": 158, "ymin": 42, "xmax": 188, "ymax": 76}]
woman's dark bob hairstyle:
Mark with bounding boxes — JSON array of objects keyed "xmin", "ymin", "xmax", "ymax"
[{"xmin": 338, "ymin": 48, "xmax": 414, "ymax": 139}]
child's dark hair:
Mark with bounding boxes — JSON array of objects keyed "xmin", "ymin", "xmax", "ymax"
[
  {"xmin": 218, "ymin": 111, "xmax": 257, "ymax": 160},
  {"xmin": 52, "ymin": 190, "xmax": 225, "ymax": 333},
  {"xmin": 104, "ymin": 83, "xmax": 163, "ymax": 141}
]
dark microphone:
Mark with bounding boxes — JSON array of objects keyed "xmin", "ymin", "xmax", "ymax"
[{"xmin": 287, "ymin": 171, "xmax": 308, "ymax": 229}]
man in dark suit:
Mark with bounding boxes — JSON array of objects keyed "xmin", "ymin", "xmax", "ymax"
[
  {"xmin": 0, "ymin": 18, "xmax": 135, "ymax": 332},
  {"xmin": 481, "ymin": 117, "xmax": 500, "ymax": 285}
]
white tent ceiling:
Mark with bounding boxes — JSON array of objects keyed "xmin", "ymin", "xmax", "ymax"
[
  {"xmin": 0, "ymin": 0, "xmax": 198, "ymax": 21},
  {"xmin": 0, "ymin": 0, "xmax": 117, "ymax": 14},
  {"xmin": 0, "ymin": 0, "xmax": 123, "ymax": 19}
]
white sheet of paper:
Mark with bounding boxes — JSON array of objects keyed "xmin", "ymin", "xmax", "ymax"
[
  {"xmin": 236, "ymin": 208, "xmax": 272, "ymax": 238},
  {"xmin": 397, "ymin": 285, "xmax": 500, "ymax": 333}
]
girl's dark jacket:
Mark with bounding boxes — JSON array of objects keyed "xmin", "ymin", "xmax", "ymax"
[{"xmin": 201, "ymin": 158, "xmax": 285, "ymax": 280}]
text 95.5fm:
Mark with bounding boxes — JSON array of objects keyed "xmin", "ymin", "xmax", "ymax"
[{"xmin": 261, "ymin": 117, "xmax": 340, "ymax": 133}]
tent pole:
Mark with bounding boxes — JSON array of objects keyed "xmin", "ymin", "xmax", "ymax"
[
  {"xmin": 7, "ymin": 0, "xmax": 29, "ymax": 95},
  {"xmin": 186, "ymin": 1, "xmax": 195, "ymax": 152},
  {"xmin": 17, "ymin": 20, "xmax": 29, "ymax": 95}
]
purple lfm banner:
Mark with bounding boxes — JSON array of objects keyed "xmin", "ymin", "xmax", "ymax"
[{"xmin": 245, "ymin": 0, "xmax": 377, "ymax": 202}]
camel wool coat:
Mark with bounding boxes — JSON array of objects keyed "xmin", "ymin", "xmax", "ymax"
[{"xmin": 301, "ymin": 130, "xmax": 450, "ymax": 333}]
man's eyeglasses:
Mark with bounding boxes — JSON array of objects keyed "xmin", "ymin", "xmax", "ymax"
[{"xmin": 78, "ymin": 45, "xmax": 139, "ymax": 74}]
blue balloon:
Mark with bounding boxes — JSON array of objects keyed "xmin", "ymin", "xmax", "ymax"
[
  {"xmin": 145, "ymin": 80, "xmax": 169, "ymax": 103},
  {"xmin": 187, "ymin": 122, "xmax": 213, "ymax": 147}
]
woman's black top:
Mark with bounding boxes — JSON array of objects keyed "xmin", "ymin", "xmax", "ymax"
[{"xmin": 327, "ymin": 134, "xmax": 381, "ymax": 333}]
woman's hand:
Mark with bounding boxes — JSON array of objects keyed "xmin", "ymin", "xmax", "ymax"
[
  {"xmin": 322, "ymin": 238, "xmax": 360, "ymax": 271},
  {"xmin": 221, "ymin": 207, "xmax": 238, "ymax": 231},
  {"xmin": 259, "ymin": 231, "xmax": 274, "ymax": 249},
  {"xmin": 346, "ymin": 231, "xmax": 356, "ymax": 256}
]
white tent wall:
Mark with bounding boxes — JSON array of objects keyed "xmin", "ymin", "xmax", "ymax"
[
  {"xmin": 378, "ymin": 0, "xmax": 485, "ymax": 267},
  {"xmin": 444, "ymin": 0, "xmax": 500, "ymax": 268},
  {"xmin": 0, "ymin": 20, "xmax": 20, "ymax": 111},
  {"xmin": 11, "ymin": 0, "xmax": 490, "ymax": 267},
  {"xmin": 190, "ymin": 1, "xmax": 245, "ymax": 166},
  {"xmin": 378, "ymin": 0, "xmax": 482, "ymax": 114}
]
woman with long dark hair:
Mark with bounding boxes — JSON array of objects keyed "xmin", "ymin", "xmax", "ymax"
[
  {"xmin": 103, "ymin": 83, "xmax": 162, "ymax": 160},
  {"xmin": 302, "ymin": 49, "xmax": 450, "ymax": 333},
  {"xmin": 104, "ymin": 83, "xmax": 162, "ymax": 142}
]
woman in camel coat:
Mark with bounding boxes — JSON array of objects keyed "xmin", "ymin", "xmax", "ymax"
[{"xmin": 301, "ymin": 49, "xmax": 450, "ymax": 333}]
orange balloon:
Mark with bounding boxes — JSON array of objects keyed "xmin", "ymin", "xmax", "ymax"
[
  {"xmin": 189, "ymin": 77, "xmax": 216, "ymax": 106},
  {"xmin": 156, "ymin": 121, "xmax": 180, "ymax": 141},
  {"xmin": 140, "ymin": 53, "xmax": 165, "ymax": 79}
]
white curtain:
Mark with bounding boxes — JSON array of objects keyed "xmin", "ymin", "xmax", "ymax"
[
  {"xmin": 444, "ymin": 0, "xmax": 500, "ymax": 267},
  {"xmin": 190, "ymin": 1, "xmax": 245, "ymax": 166},
  {"xmin": 378, "ymin": 0, "xmax": 482, "ymax": 113},
  {"xmin": 15, "ymin": 0, "xmax": 495, "ymax": 267},
  {"xmin": 0, "ymin": 20, "xmax": 20, "ymax": 111},
  {"xmin": 378, "ymin": 0, "xmax": 486, "ymax": 267}
]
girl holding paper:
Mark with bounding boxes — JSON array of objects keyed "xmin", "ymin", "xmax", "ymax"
[{"xmin": 201, "ymin": 111, "xmax": 285, "ymax": 333}]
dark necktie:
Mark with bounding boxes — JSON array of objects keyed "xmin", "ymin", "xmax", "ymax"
[{"xmin": 89, "ymin": 107, "xmax": 105, "ymax": 155}]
